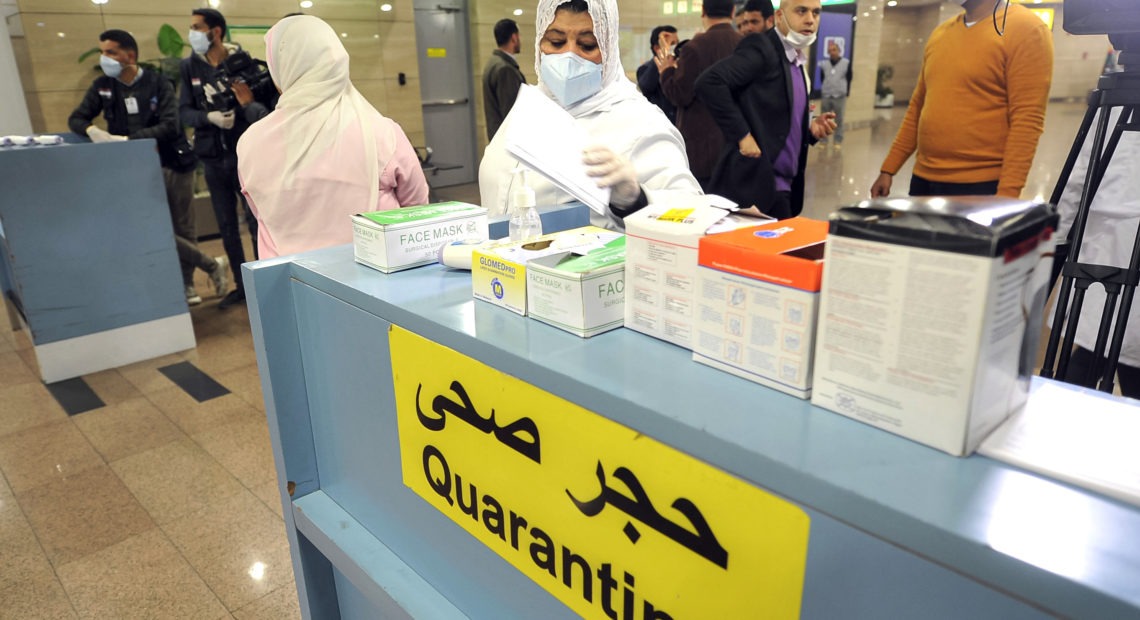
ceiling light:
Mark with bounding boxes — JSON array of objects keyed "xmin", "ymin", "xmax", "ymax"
[
  {"xmin": 887, "ymin": 0, "xmax": 897, "ymax": 5},
  {"xmin": 90, "ymin": 0, "xmax": 108, "ymax": 5},
  {"xmin": 513, "ymin": 8, "xmax": 523, "ymax": 16},
  {"xmin": 340, "ymin": 32, "xmax": 347, "ymax": 38},
  {"xmin": 208, "ymin": 0, "xmax": 220, "ymax": 7},
  {"xmin": 300, "ymin": 0, "xmax": 313, "ymax": 7},
  {"xmin": 380, "ymin": 3, "xmax": 393, "ymax": 11},
  {"xmin": 57, "ymin": 32, "xmax": 66, "ymax": 38}
]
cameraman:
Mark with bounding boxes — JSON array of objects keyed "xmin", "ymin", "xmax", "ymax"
[{"xmin": 180, "ymin": 8, "xmax": 271, "ymax": 309}]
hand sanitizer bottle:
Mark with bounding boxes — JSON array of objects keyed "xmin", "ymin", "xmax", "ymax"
[{"xmin": 508, "ymin": 168, "xmax": 543, "ymax": 242}]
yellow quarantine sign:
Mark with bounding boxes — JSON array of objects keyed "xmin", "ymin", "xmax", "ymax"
[{"xmin": 390, "ymin": 325, "xmax": 810, "ymax": 619}]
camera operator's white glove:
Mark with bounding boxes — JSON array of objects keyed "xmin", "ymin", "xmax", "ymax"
[
  {"xmin": 86, "ymin": 126, "xmax": 115, "ymax": 143},
  {"xmin": 207, "ymin": 110, "xmax": 235, "ymax": 130},
  {"xmin": 583, "ymin": 146, "xmax": 641, "ymax": 208}
]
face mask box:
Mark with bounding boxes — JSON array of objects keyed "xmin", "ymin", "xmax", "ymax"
[
  {"xmin": 352, "ymin": 202, "xmax": 488, "ymax": 273},
  {"xmin": 692, "ymin": 217, "xmax": 828, "ymax": 398},
  {"xmin": 810, "ymin": 198, "xmax": 1057, "ymax": 457},
  {"xmin": 525, "ymin": 236, "xmax": 626, "ymax": 337},
  {"xmin": 623, "ymin": 200, "xmax": 773, "ymax": 349},
  {"xmin": 472, "ymin": 226, "xmax": 621, "ymax": 315}
]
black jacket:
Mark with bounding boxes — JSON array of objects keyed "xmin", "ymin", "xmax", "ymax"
[
  {"xmin": 68, "ymin": 70, "xmax": 187, "ymax": 169},
  {"xmin": 179, "ymin": 50, "xmax": 270, "ymax": 160},
  {"xmin": 696, "ymin": 30, "xmax": 814, "ymax": 218},
  {"xmin": 636, "ymin": 58, "xmax": 675, "ymax": 125}
]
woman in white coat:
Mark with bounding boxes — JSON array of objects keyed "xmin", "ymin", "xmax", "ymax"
[
  {"xmin": 478, "ymin": 0, "xmax": 701, "ymax": 230},
  {"xmin": 1055, "ymin": 106, "xmax": 1140, "ymax": 397}
]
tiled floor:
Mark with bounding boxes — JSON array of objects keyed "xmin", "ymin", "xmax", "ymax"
[
  {"xmin": 1, "ymin": 101, "xmax": 1092, "ymax": 619},
  {"xmin": 0, "ymin": 233, "xmax": 301, "ymax": 620}
]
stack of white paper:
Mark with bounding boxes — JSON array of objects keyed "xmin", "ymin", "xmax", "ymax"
[
  {"xmin": 978, "ymin": 378, "xmax": 1140, "ymax": 508},
  {"xmin": 505, "ymin": 85, "xmax": 611, "ymax": 215}
]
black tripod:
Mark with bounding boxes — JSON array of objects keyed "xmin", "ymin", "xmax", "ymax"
[{"xmin": 1039, "ymin": 68, "xmax": 1140, "ymax": 393}]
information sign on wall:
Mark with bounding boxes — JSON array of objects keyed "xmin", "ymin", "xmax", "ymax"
[{"xmin": 390, "ymin": 325, "xmax": 811, "ymax": 619}]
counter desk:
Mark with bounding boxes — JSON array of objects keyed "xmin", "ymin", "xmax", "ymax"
[
  {"xmin": 245, "ymin": 237, "xmax": 1140, "ymax": 619},
  {"xmin": 0, "ymin": 139, "xmax": 194, "ymax": 382}
]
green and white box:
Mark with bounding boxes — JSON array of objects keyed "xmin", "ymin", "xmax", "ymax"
[
  {"xmin": 526, "ymin": 236, "xmax": 626, "ymax": 337},
  {"xmin": 352, "ymin": 202, "xmax": 488, "ymax": 273}
]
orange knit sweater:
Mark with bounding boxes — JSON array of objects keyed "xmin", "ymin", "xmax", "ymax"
[{"xmin": 880, "ymin": 3, "xmax": 1054, "ymax": 197}]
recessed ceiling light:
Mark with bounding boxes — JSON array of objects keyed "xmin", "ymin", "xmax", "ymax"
[
  {"xmin": 340, "ymin": 32, "xmax": 347, "ymax": 38},
  {"xmin": 300, "ymin": 0, "xmax": 313, "ymax": 7},
  {"xmin": 208, "ymin": 0, "xmax": 220, "ymax": 7},
  {"xmin": 513, "ymin": 8, "xmax": 523, "ymax": 16},
  {"xmin": 57, "ymin": 32, "xmax": 66, "ymax": 38},
  {"xmin": 380, "ymin": 3, "xmax": 393, "ymax": 11},
  {"xmin": 887, "ymin": 0, "xmax": 897, "ymax": 5}
]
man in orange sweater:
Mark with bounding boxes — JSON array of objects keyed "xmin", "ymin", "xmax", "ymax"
[{"xmin": 870, "ymin": 0, "xmax": 1053, "ymax": 198}]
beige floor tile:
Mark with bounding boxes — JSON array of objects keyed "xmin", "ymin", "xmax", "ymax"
[
  {"xmin": 0, "ymin": 350, "xmax": 37, "ymax": 388},
  {"xmin": 213, "ymin": 364, "xmax": 267, "ymax": 412},
  {"xmin": 81, "ymin": 369, "xmax": 142, "ymax": 406},
  {"xmin": 115, "ymin": 353, "xmax": 186, "ymax": 394},
  {"xmin": 0, "ymin": 475, "xmax": 57, "ymax": 593},
  {"xmin": 111, "ymin": 438, "xmax": 245, "ymax": 524},
  {"xmin": 250, "ymin": 479, "xmax": 286, "ymax": 521},
  {"xmin": 73, "ymin": 397, "xmax": 185, "ymax": 463},
  {"xmin": 18, "ymin": 465, "xmax": 156, "ymax": 567},
  {"xmin": 181, "ymin": 334, "xmax": 259, "ymax": 376},
  {"xmin": 193, "ymin": 417, "xmax": 277, "ymax": 489},
  {"xmin": 162, "ymin": 490, "xmax": 296, "ymax": 612},
  {"xmin": 232, "ymin": 584, "xmax": 302, "ymax": 620},
  {"xmin": 56, "ymin": 528, "xmax": 228, "ymax": 620},
  {"xmin": 0, "ymin": 383, "xmax": 68, "ymax": 438},
  {"xmin": 0, "ymin": 570, "xmax": 77, "ymax": 620},
  {"xmin": 0, "ymin": 421, "xmax": 104, "ymax": 494},
  {"xmin": 147, "ymin": 386, "xmax": 261, "ymax": 437}
]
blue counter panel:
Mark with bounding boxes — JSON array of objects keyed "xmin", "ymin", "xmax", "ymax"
[
  {"xmin": 0, "ymin": 140, "xmax": 185, "ymax": 344},
  {"xmin": 246, "ymin": 246, "xmax": 1140, "ymax": 619}
]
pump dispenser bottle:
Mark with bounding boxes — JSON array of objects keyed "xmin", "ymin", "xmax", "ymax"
[{"xmin": 508, "ymin": 168, "xmax": 543, "ymax": 242}]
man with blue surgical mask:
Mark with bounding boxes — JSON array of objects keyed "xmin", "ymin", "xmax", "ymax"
[
  {"xmin": 69, "ymin": 29, "xmax": 229, "ymax": 306},
  {"xmin": 180, "ymin": 8, "xmax": 271, "ymax": 309}
]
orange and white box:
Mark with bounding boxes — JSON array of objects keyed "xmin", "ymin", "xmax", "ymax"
[{"xmin": 692, "ymin": 218, "xmax": 827, "ymax": 398}]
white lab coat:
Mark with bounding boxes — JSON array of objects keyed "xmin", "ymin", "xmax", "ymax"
[
  {"xmin": 479, "ymin": 0, "xmax": 701, "ymax": 230},
  {"xmin": 1054, "ymin": 107, "xmax": 1140, "ymax": 366},
  {"xmin": 479, "ymin": 86, "xmax": 701, "ymax": 230}
]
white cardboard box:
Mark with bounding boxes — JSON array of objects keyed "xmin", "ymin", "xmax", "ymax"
[
  {"xmin": 624, "ymin": 199, "xmax": 772, "ymax": 349},
  {"xmin": 810, "ymin": 198, "xmax": 1057, "ymax": 456},
  {"xmin": 526, "ymin": 236, "xmax": 626, "ymax": 337},
  {"xmin": 472, "ymin": 226, "xmax": 621, "ymax": 315},
  {"xmin": 352, "ymin": 202, "xmax": 488, "ymax": 273},
  {"xmin": 693, "ymin": 217, "xmax": 828, "ymax": 398}
]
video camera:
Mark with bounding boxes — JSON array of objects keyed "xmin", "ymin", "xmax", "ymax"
[
  {"xmin": 1064, "ymin": 0, "xmax": 1140, "ymax": 70},
  {"xmin": 212, "ymin": 50, "xmax": 276, "ymax": 111}
]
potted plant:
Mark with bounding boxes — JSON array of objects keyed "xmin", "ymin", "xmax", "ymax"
[{"xmin": 875, "ymin": 64, "xmax": 894, "ymax": 108}]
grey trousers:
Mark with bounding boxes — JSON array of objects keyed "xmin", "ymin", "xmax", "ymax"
[
  {"xmin": 821, "ymin": 96, "xmax": 846, "ymax": 144},
  {"xmin": 163, "ymin": 168, "xmax": 214, "ymax": 286}
]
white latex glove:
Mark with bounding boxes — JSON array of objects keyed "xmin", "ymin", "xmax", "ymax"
[
  {"xmin": 86, "ymin": 126, "xmax": 114, "ymax": 143},
  {"xmin": 207, "ymin": 110, "xmax": 235, "ymax": 130},
  {"xmin": 109, "ymin": 134, "xmax": 128, "ymax": 142},
  {"xmin": 583, "ymin": 146, "xmax": 641, "ymax": 208}
]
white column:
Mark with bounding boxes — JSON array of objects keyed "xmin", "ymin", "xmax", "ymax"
[
  {"xmin": 846, "ymin": 0, "xmax": 885, "ymax": 128},
  {"xmin": 0, "ymin": 5, "xmax": 32, "ymax": 135}
]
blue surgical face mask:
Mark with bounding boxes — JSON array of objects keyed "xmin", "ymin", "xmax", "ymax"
[
  {"xmin": 100, "ymin": 55, "xmax": 123, "ymax": 79},
  {"xmin": 540, "ymin": 52, "xmax": 603, "ymax": 108},
  {"xmin": 188, "ymin": 29, "xmax": 211, "ymax": 55}
]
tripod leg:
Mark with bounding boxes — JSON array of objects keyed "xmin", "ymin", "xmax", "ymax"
[
  {"xmin": 1041, "ymin": 104, "xmax": 1116, "ymax": 378},
  {"xmin": 1086, "ymin": 106, "xmax": 1134, "ymax": 201},
  {"xmin": 1100, "ymin": 220, "xmax": 1140, "ymax": 394},
  {"xmin": 1047, "ymin": 96, "xmax": 1098, "ymax": 207},
  {"xmin": 1089, "ymin": 284, "xmax": 1121, "ymax": 389},
  {"xmin": 1055, "ymin": 286, "xmax": 1089, "ymax": 380}
]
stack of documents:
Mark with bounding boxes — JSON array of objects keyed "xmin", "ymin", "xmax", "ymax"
[
  {"xmin": 505, "ymin": 85, "xmax": 610, "ymax": 215},
  {"xmin": 978, "ymin": 378, "xmax": 1140, "ymax": 508}
]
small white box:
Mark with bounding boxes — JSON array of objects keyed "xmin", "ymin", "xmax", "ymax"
[
  {"xmin": 811, "ymin": 198, "xmax": 1057, "ymax": 456},
  {"xmin": 624, "ymin": 198, "xmax": 771, "ymax": 349},
  {"xmin": 526, "ymin": 236, "xmax": 626, "ymax": 337},
  {"xmin": 352, "ymin": 202, "xmax": 488, "ymax": 273},
  {"xmin": 472, "ymin": 226, "xmax": 620, "ymax": 315},
  {"xmin": 693, "ymin": 217, "xmax": 828, "ymax": 398}
]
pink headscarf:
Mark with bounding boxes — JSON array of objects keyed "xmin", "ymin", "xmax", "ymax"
[{"xmin": 238, "ymin": 15, "xmax": 398, "ymax": 255}]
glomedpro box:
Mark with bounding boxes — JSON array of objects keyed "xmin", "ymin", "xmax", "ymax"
[
  {"xmin": 352, "ymin": 202, "xmax": 488, "ymax": 273},
  {"xmin": 526, "ymin": 236, "xmax": 626, "ymax": 337},
  {"xmin": 624, "ymin": 200, "xmax": 772, "ymax": 349},
  {"xmin": 811, "ymin": 198, "xmax": 1057, "ymax": 457},
  {"xmin": 693, "ymin": 217, "xmax": 828, "ymax": 398},
  {"xmin": 472, "ymin": 226, "xmax": 620, "ymax": 315}
]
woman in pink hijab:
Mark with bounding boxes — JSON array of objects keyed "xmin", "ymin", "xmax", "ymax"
[{"xmin": 238, "ymin": 15, "xmax": 429, "ymax": 259}]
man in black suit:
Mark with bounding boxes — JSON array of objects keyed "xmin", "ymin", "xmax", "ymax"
[
  {"xmin": 636, "ymin": 25, "xmax": 678, "ymax": 124},
  {"xmin": 696, "ymin": 0, "xmax": 835, "ymax": 219}
]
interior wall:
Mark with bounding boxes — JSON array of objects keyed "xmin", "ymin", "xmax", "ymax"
[{"xmin": 10, "ymin": 0, "xmax": 424, "ymax": 147}]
